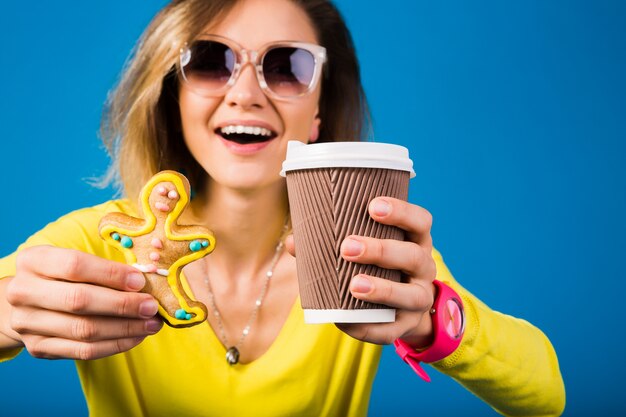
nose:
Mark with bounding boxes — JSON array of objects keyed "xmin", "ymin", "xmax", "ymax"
[{"xmin": 224, "ymin": 62, "xmax": 267, "ymax": 109}]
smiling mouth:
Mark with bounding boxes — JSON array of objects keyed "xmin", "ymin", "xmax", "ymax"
[{"xmin": 216, "ymin": 125, "xmax": 277, "ymax": 144}]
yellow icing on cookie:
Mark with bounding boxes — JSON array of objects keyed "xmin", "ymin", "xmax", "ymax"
[{"xmin": 99, "ymin": 170, "xmax": 215, "ymax": 327}]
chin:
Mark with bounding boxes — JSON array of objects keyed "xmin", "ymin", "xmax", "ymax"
[{"xmin": 212, "ymin": 165, "xmax": 282, "ymax": 191}]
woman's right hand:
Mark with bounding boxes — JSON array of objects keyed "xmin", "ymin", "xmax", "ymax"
[{"xmin": 1, "ymin": 245, "xmax": 163, "ymax": 360}]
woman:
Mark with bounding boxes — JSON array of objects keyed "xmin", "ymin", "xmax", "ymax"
[{"xmin": 0, "ymin": 0, "xmax": 565, "ymax": 415}]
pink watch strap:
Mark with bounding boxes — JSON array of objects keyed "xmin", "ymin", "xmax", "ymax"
[
  {"xmin": 394, "ymin": 339, "xmax": 432, "ymax": 382},
  {"xmin": 393, "ymin": 280, "xmax": 465, "ymax": 382}
]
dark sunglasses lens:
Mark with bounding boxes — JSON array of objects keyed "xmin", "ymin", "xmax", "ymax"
[
  {"xmin": 182, "ymin": 40, "xmax": 235, "ymax": 91},
  {"xmin": 262, "ymin": 47, "xmax": 315, "ymax": 96}
]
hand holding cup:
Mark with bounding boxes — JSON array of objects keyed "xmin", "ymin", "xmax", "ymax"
[{"xmin": 282, "ymin": 141, "xmax": 418, "ymax": 325}]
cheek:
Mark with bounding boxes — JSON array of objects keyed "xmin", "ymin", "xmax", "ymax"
[
  {"xmin": 179, "ymin": 88, "xmax": 220, "ymax": 146},
  {"xmin": 281, "ymin": 96, "xmax": 320, "ymax": 140}
]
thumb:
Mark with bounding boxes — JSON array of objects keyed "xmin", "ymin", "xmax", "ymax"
[{"xmin": 284, "ymin": 234, "xmax": 295, "ymax": 258}]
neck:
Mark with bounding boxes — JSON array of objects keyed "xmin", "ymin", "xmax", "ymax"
[{"xmin": 189, "ymin": 179, "xmax": 289, "ymax": 283}]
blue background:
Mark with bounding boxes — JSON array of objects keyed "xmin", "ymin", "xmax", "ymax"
[{"xmin": 1, "ymin": 1, "xmax": 624, "ymax": 416}]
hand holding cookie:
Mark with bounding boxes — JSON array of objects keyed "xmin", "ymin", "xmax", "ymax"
[
  {"xmin": 99, "ymin": 170, "xmax": 215, "ymax": 328},
  {"xmin": 4, "ymin": 246, "xmax": 162, "ymax": 360},
  {"xmin": 1, "ymin": 171, "xmax": 212, "ymax": 360}
]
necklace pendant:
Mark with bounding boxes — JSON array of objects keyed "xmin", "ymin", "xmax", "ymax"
[{"xmin": 226, "ymin": 347, "xmax": 240, "ymax": 365}]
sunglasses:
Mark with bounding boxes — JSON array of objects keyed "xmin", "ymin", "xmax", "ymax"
[{"xmin": 178, "ymin": 35, "xmax": 327, "ymax": 100}]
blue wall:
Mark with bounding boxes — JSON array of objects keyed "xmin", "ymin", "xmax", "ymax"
[{"xmin": 1, "ymin": 1, "xmax": 624, "ymax": 415}]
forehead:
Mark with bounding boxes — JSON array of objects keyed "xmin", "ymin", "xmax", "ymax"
[{"xmin": 204, "ymin": 0, "xmax": 319, "ymax": 48}]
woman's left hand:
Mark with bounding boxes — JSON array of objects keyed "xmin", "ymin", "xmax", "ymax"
[{"xmin": 335, "ymin": 196, "xmax": 437, "ymax": 348}]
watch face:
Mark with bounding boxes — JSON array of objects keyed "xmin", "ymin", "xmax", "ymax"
[{"xmin": 443, "ymin": 298, "xmax": 465, "ymax": 339}]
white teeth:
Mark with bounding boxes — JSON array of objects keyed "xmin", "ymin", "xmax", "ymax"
[{"xmin": 220, "ymin": 125, "xmax": 273, "ymax": 137}]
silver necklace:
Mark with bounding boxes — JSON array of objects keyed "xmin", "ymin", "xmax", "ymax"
[{"xmin": 203, "ymin": 222, "xmax": 287, "ymax": 365}]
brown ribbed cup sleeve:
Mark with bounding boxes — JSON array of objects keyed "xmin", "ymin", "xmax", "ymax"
[{"xmin": 286, "ymin": 167, "xmax": 409, "ymax": 311}]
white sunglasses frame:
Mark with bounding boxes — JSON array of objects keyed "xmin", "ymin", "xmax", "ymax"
[{"xmin": 178, "ymin": 34, "xmax": 327, "ymax": 100}]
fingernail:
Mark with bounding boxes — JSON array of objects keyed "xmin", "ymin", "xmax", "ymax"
[
  {"xmin": 371, "ymin": 199, "xmax": 391, "ymax": 216},
  {"xmin": 343, "ymin": 238, "xmax": 364, "ymax": 256},
  {"xmin": 133, "ymin": 336, "xmax": 147, "ymax": 345},
  {"xmin": 139, "ymin": 300, "xmax": 159, "ymax": 318},
  {"xmin": 351, "ymin": 276, "xmax": 372, "ymax": 293},
  {"xmin": 127, "ymin": 272, "xmax": 145, "ymax": 291},
  {"xmin": 145, "ymin": 318, "xmax": 163, "ymax": 334}
]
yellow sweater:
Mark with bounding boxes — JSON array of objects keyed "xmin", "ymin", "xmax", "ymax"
[{"xmin": 0, "ymin": 200, "xmax": 565, "ymax": 416}]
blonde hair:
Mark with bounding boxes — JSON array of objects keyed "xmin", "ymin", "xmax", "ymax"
[{"xmin": 100, "ymin": 0, "xmax": 369, "ymax": 201}]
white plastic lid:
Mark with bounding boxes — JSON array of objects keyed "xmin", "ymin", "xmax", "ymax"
[
  {"xmin": 303, "ymin": 308, "xmax": 396, "ymax": 324},
  {"xmin": 280, "ymin": 141, "xmax": 416, "ymax": 177}
]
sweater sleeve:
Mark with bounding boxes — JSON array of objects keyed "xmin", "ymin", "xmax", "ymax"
[{"xmin": 430, "ymin": 249, "xmax": 566, "ymax": 417}]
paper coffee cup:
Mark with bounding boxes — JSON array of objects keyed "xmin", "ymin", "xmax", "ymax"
[{"xmin": 281, "ymin": 141, "xmax": 415, "ymax": 323}]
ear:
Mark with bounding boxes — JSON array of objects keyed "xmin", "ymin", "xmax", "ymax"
[{"xmin": 309, "ymin": 114, "xmax": 321, "ymax": 143}]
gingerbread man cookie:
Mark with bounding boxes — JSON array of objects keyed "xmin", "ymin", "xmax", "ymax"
[{"xmin": 99, "ymin": 170, "xmax": 215, "ymax": 328}]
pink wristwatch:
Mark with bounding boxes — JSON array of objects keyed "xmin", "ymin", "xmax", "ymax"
[{"xmin": 394, "ymin": 280, "xmax": 465, "ymax": 382}]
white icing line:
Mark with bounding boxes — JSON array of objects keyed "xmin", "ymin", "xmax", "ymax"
[{"xmin": 132, "ymin": 263, "xmax": 169, "ymax": 276}]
